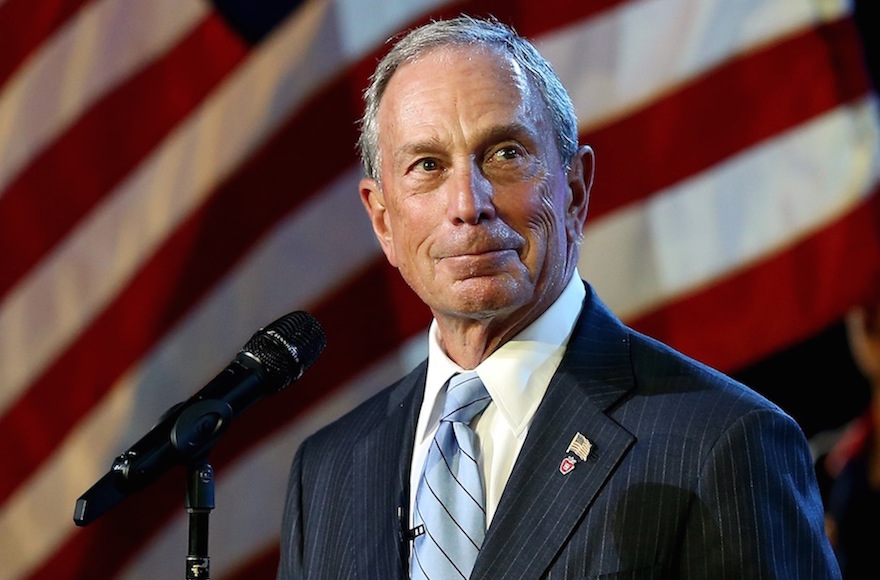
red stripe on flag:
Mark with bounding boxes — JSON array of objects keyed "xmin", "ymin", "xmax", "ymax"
[
  {"xmin": 27, "ymin": 259, "xmax": 431, "ymax": 580},
  {"xmin": 0, "ymin": 0, "xmax": 91, "ymax": 90},
  {"xmin": 630, "ymin": 190, "xmax": 880, "ymax": 373},
  {"xmin": 587, "ymin": 16, "xmax": 871, "ymax": 219},
  {"xmin": 0, "ymin": 13, "xmax": 249, "ymax": 303}
]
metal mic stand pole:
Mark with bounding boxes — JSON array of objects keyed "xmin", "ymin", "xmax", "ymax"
[
  {"xmin": 171, "ymin": 399, "xmax": 232, "ymax": 580},
  {"xmin": 185, "ymin": 460, "xmax": 215, "ymax": 579}
]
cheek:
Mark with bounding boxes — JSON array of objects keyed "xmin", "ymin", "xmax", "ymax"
[
  {"xmin": 520, "ymin": 187, "xmax": 568, "ymax": 250},
  {"xmin": 388, "ymin": 203, "xmax": 433, "ymax": 267}
]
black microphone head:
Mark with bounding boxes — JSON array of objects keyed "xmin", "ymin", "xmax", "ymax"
[{"xmin": 242, "ymin": 311, "xmax": 326, "ymax": 389}]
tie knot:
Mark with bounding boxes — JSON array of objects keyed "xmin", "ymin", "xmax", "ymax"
[{"xmin": 441, "ymin": 372, "xmax": 491, "ymax": 424}]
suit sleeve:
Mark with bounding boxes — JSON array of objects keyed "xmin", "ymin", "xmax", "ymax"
[
  {"xmin": 680, "ymin": 406, "xmax": 840, "ymax": 578},
  {"xmin": 277, "ymin": 442, "xmax": 306, "ymax": 580}
]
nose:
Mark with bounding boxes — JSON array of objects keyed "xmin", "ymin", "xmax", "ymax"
[{"xmin": 446, "ymin": 160, "xmax": 495, "ymax": 225}]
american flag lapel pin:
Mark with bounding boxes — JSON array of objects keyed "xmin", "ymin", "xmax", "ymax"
[
  {"xmin": 559, "ymin": 432, "xmax": 592, "ymax": 475},
  {"xmin": 568, "ymin": 432, "xmax": 593, "ymax": 461}
]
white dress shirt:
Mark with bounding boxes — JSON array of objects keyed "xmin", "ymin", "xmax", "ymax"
[{"xmin": 409, "ymin": 272, "xmax": 585, "ymax": 527}]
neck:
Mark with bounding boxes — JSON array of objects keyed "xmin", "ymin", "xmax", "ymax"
[
  {"xmin": 432, "ymin": 265, "xmax": 579, "ymax": 369},
  {"xmin": 434, "ymin": 318, "xmax": 516, "ymax": 370},
  {"xmin": 433, "ymin": 287, "xmax": 563, "ymax": 369}
]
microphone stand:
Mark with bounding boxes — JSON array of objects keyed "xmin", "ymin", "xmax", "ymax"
[
  {"xmin": 186, "ymin": 461, "xmax": 215, "ymax": 579},
  {"xmin": 170, "ymin": 399, "xmax": 233, "ymax": 580}
]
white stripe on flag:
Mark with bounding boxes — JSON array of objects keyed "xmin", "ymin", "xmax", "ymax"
[
  {"xmin": 332, "ymin": 0, "xmax": 453, "ymax": 58},
  {"xmin": 0, "ymin": 0, "xmax": 208, "ymax": 195},
  {"xmin": 541, "ymin": 0, "xmax": 850, "ymax": 129},
  {"xmin": 581, "ymin": 96, "xmax": 880, "ymax": 319}
]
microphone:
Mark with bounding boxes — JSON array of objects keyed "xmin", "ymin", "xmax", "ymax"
[{"xmin": 73, "ymin": 311, "xmax": 326, "ymax": 526}]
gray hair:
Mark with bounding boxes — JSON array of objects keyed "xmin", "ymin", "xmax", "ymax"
[{"xmin": 357, "ymin": 15, "xmax": 579, "ymax": 181}]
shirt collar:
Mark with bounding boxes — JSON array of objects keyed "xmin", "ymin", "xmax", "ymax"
[{"xmin": 421, "ymin": 272, "xmax": 585, "ymax": 440}]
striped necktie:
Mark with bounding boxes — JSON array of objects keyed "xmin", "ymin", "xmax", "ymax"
[{"xmin": 411, "ymin": 372, "xmax": 492, "ymax": 580}]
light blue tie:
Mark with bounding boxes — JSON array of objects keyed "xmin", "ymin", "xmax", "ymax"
[{"xmin": 411, "ymin": 372, "xmax": 492, "ymax": 580}]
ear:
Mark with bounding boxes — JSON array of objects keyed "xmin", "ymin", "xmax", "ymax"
[
  {"xmin": 359, "ymin": 177, "xmax": 398, "ymax": 267},
  {"xmin": 564, "ymin": 145, "xmax": 594, "ymax": 242}
]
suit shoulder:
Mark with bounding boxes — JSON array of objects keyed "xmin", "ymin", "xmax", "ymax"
[{"xmin": 627, "ymin": 329, "xmax": 782, "ymax": 417}]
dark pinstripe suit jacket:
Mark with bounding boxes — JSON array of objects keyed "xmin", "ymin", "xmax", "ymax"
[{"xmin": 278, "ymin": 284, "xmax": 840, "ymax": 579}]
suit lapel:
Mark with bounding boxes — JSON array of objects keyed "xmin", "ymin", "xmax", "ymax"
[
  {"xmin": 351, "ymin": 362, "xmax": 426, "ymax": 580},
  {"xmin": 473, "ymin": 288, "xmax": 637, "ymax": 579}
]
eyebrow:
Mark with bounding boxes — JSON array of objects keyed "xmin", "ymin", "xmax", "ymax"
[
  {"xmin": 392, "ymin": 137, "xmax": 445, "ymax": 168},
  {"xmin": 391, "ymin": 121, "xmax": 539, "ymax": 167},
  {"xmin": 479, "ymin": 122, "xmax": 538, "ymax": 146}
]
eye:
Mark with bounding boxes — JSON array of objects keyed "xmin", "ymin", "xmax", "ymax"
[
  {"xmin": 488, "ymin": 145, "xmax": 524, "ymax": 163},
  {"xmin": 412, "ymin": 157, "xmax": 440, "ymax": 172},
  {"xmin": 482, "ymin": 141, "xmax": 537, "ymax": 182}
]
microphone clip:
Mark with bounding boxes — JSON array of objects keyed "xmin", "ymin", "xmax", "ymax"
[
  {"xmin": 397, "ymin": 506, "xmax": 424, "ymax": 544},
  {"xmin": 403, "ymin": 524, "xmax": 424, "ymax": 542}
]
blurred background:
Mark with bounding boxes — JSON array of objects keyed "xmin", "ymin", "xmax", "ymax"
[{"xmin": 1, "ymin": 0, "xmax": 878, "ymax": 578}]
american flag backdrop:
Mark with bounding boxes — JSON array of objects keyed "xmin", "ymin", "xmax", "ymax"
[{"xmin": 1, "ymin": 0, "xmax": 879, "ymax": 578}]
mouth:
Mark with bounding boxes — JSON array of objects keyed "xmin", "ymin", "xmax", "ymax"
[
  {"xmin": 431, "ymin": 226, "xmax": 526, "ymax": 269},
  {"xmin": 436, "ymin": 244, "xmax": 517, "ymax": 260},
  {"xmin": 436, "ymin": 248, "xmax": 520, "ymax": 276}
]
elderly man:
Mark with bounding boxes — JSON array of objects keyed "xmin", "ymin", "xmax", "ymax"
[{"xmin": 278, "ymin": 16, "xmax": 838, "ymax": 579}]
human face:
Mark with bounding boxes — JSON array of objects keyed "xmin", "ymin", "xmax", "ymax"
[{"xmin": 360, "ymin": 46, "xmax": 591, "ymax": 332}]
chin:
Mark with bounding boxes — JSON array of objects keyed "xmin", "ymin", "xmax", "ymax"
[{"xmin": 441, "ymin": 279, "xmax": 532, "ymax": 319}]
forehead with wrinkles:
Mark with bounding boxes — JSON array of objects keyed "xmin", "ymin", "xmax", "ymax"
[{"xmin": 374, "ymin": 46, "xmax": 547, "ymax": 163}]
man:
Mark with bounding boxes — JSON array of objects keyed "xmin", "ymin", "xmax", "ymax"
[{"xmin": 278, "ymin": 16, "xmax": 839, "ymax": 579}]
